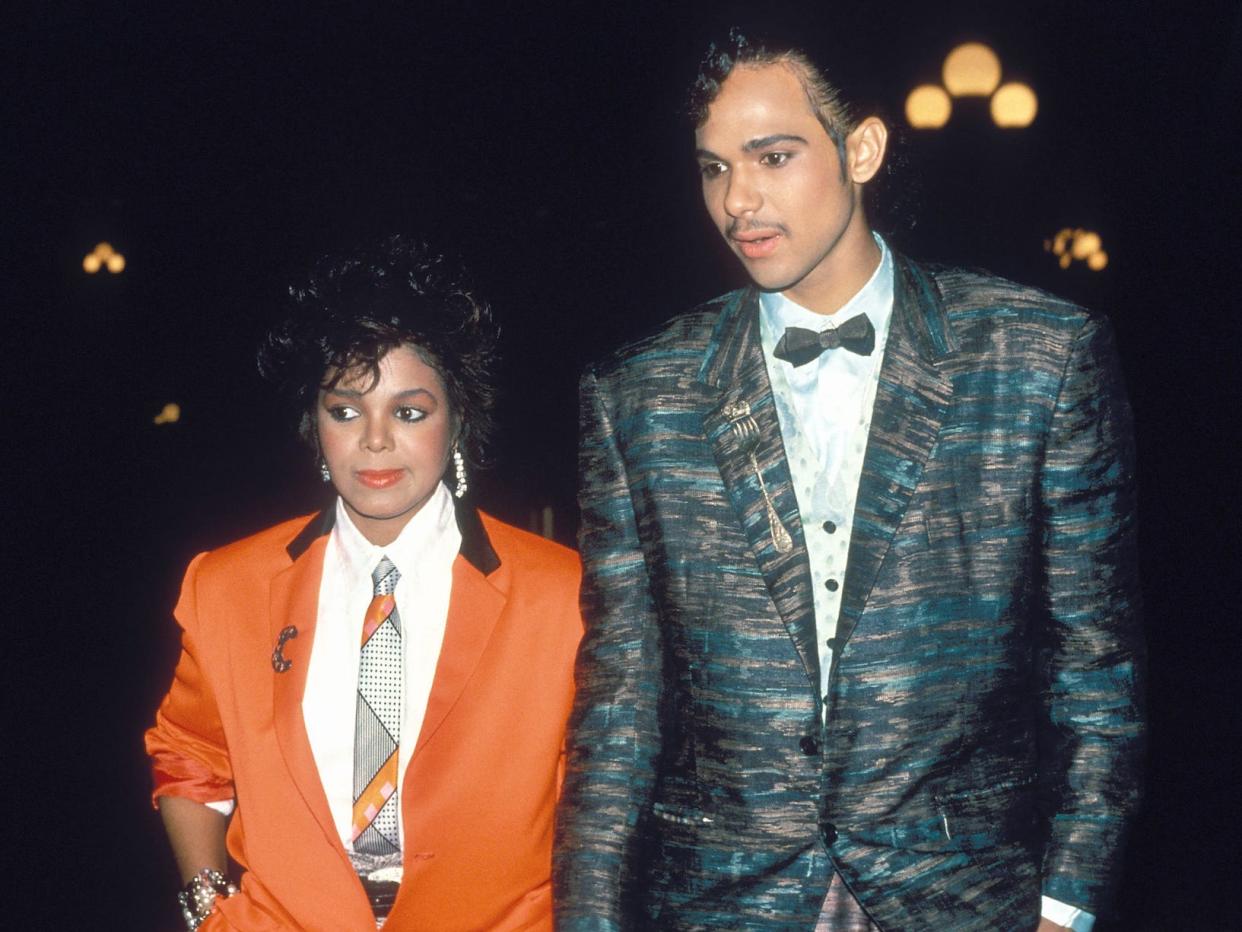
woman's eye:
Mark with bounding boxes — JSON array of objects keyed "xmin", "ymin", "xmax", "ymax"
[
  {"xmin": 395, "ymin": 406, "xmax": 426, "ymax": 423},
  {"xmin": 328, "ymin": 406, "xmax": 358, "ymax": 422},
  {"xmin": 760, "ymin": 152, "xmax": 790, "ymax": 167}
]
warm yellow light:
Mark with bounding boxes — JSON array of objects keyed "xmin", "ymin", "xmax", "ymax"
[
  {"xmin": 943, "ymin": 43, "xmax": 1002, "ymax": 97},
  {"xmin": 991, "ymin": 82, "xmax": 1038, "ymax": 127},
  {"xmin": 83, "ymin": 253, "xmax": 102, "ymax": 273},
  {"xmin": 1087, "ymin": 250, "xmax": 1109, "ymax": 271},
  {"xmin": 1070, "ymin": 230, "xmax": 1101, "ymax": 260},
  {"xmin": 95, "ymin": 241, "xmax": 114, "ymax": 259},
  {"xmin": 106, "ymin": 252, "xmax": 126, "ymax": 273},
  {"xmin": 905, "ymin": 85, "xmax": 952, "ymax": 128},
  {"xmin": 153, "ymin": 403, "xmax": 181, "ymax": 425},
  {"xmin": 1058, "ymin": 253, "xmax": 1071, "ymax": 269}
]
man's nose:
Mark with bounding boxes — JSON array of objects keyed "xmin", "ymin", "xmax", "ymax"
[{"xmin": 723, "ymin": 168, "xmax": 761, "ymax": 218}]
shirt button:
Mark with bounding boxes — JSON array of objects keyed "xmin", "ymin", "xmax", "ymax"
[
  {"xmin": 825, "ymin": 578, "xmax": 839, "ymax": 592},
  {"xmin": 799, "ymin": 736, "xmax": 820, "ymax": 755},
  {"xmin": 822, "ymin": 520, "xmax": 837, "ymax": 533},
  {"xmin": 825, "ymin": 637, "xmax": 845, "ymax": 653}
]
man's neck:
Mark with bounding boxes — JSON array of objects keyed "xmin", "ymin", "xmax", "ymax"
[{"xmin": 781, "ymin": 220, "xmax": 882, "ymax": 316}]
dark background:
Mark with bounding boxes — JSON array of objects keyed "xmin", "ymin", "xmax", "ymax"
[{"xmin": 8, "ymin": 2, "xmax": 1240, "ymax": 928}]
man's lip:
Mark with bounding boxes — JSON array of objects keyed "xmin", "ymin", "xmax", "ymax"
[
  {"xmin": 356, "ymin": 469, "xmax": 404, "ymax": 488},
  {"xmin": 730, "ymin": 229, "xmax": 782, "ymax": 243},
  {"xmin": 732, "ymin": 232, "xmax": 782, "ymax": 259}
]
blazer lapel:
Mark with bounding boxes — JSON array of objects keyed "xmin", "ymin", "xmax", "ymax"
[
  {"xmin": 699, "ymin": 288, "xmax": 819, "ymax": 691},
  {"xmin": 269, "ymin": 523, "xmax": 341, "ymax": 850},
  {"xmin": 411, "ymin": 507, "xmax": 505, "ymax": 758},
  {"xmin": 837, "ymin": 255, "xmax": 956, "ymax": 644}
]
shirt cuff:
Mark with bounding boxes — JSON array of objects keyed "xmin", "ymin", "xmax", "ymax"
[
  {"xmin": 1041, "ymin": 895, "xmax": 1095, "ymax": 931},
  {"xmin": 204, "ymin": 799, "xmax": 235, "ymax": 817}
]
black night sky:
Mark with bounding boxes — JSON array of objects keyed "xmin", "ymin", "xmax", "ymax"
[{"xmin": 9, "ymin": 2, "xmax": 1241, "ymax": 928}]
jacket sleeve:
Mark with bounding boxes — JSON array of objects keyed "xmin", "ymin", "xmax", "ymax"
[
  {"xmin": 554, "ymin": 367, "xmax": 664, "ymax": 931},
  {"xmin": 1037, "ymin": 314, "xmax": 1146, "ymax": 914},
  {"xmin": 144, "ymin": 552, "xmax": 235, "ymax": 807}
]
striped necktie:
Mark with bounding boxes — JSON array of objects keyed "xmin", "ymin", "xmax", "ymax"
[{"xmin": 351, "ymin": 556, "xmax": 402, "ymax": 855}]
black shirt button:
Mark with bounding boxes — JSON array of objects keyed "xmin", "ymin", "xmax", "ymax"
[
  {"xmin": 825, "ymin": 578, "xmax": 839, "ymax": 592},
  {"xmin": 820, "ymin": 820, "xmax": 838, "ymax": 845},
  {"xmin": 825, "ymin": 637, "xmax": 844, "ymax": 653},
  {"xmin": 822, "ymin": 520, "xmax": 837, "ymax": 533},
  {"xmin": 799, "ymin": 736, "xmax": 820, "ymax": 755}
]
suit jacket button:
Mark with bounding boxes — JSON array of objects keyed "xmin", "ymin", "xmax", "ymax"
[
  {"xmin": 820, "ymin": 820, "xmax": 838, "ymax": 845},
  {"xmin": 799, "ymin": 736, "xmax": 820, "ymax": 755}
]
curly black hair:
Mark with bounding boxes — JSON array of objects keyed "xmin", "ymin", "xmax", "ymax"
[{"xmin": 257, "ymin": 235, "xmax": 499, "ymax": 471}]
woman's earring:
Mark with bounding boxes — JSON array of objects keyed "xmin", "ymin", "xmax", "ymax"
[
  {"xmin": 319, "ymin": 460, "xmax": 331, "ymax": 483},
  {"xmin": 452, "ymin": 445, "xmax": 468, "ymax": 499}
]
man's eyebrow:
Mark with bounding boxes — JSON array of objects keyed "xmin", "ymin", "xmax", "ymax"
[
  {"xmin": 742, "ymin": 133, "xmax": 809, "ymax": 152},
  {"xmin": 695, "ymin": 147, "xmax": 723, "ymax": 161}
]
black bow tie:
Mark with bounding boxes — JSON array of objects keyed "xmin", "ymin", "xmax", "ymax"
[{"xmin": 772, "ymin": 315, "xmax": 876, "ymax": 366}]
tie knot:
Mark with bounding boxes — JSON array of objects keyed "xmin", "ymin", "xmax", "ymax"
[{"xmin": 372, "ymin": 557, "xmax": 400, "ymax": 596}]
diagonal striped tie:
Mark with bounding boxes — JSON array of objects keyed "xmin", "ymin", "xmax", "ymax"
[{"xmin": 351, "ymin": 557, "xmax": 402, "ymax": 855}]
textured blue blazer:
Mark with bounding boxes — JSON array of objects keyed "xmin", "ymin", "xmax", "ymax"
[{"xmin": 555, "ymin": 253, "xmax": 1145, "ymax": 930}]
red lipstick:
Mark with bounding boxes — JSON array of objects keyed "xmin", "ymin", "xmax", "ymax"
[{"xmin": 356, "ymin": 469, "xmax": 404, "ymax": 489}]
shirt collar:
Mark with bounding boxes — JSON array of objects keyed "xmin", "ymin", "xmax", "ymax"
[
  {"xmin": 759, "ymin": 232, "xmax": 894, "ymax": 358},
  {"xmin": 331, "ymin": 480, "xmax": 461, "ymax": 584}
]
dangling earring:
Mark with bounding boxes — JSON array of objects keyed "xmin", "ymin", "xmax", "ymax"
[
  {"xmin": 319, "ymin": 460, "xmax": 331, "ymax": 483},
  {"xmin": 452, "ymin": 444, "xmax": 468, "ymax": 499}
]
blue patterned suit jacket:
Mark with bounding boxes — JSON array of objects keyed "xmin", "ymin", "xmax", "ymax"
[{"xmin": 554, "ymin": 254, "xmax": 1145, "ymax": 931}]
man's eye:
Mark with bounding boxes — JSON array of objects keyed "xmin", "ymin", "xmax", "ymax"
[
  {"xmin": 760, "ymin": 152, "xmax": 790, "ymax": 167},
  {"xmin": 395, "ymin": 406, "xmax": 426, "ymax": 423},
  {"xmin": 329, "ymin": 406, "xmax": 358, "ymax": 422},
  {"xmin": 700, "ymin": 162, "xmax": 727, "ymax": 179}
]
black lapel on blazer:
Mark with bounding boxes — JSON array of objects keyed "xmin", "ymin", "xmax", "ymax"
[
  {"xmin": 699, "ymin": 288, "xmax": 820, "ymax": 693},
  {"xmin": 837, "ymin": 255, "xmax": 956, "ymax": 645},
  {"xmin": 286, "ymin": 508, "xmax": 335, "ymax": 561},
  {"xmin": 455, "ymin": 500, "xmax": 501, "ymax": 575},
  {"xmin": 284, "ymin": 499, "xmax": 499, "ymax": 575}
]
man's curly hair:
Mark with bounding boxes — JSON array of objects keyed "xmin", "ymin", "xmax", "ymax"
[{"xmin": 257, "ymin": 234, "xmax": 499, "ymax": 471}]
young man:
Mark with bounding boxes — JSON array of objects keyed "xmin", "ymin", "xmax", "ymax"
[{"xmin": 555, "ymin": 32, "xmax": 1144, "ymax": 931}]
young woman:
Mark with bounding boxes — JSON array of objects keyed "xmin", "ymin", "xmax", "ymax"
[{"xmin": 146, "ymin": 236, "xmax": 582, "ymax": 930}]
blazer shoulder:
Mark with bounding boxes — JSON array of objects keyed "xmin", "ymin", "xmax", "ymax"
[
  {"xmin": 193, "ymin": 512, "xmax": 321, "ymax": 582},
  {"xmin": 587, "ymin": 289, "xmax": 742, "ymax": 382},
  {"xmin": 479, "ymin": 511, "xmax": 581, "ymax": 584},
  {"xmin": 929, "ymin": 263, "xmax": 1096, "ymax": 331}
]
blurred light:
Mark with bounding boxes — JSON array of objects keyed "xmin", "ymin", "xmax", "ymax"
[
  {"xmin": 990, "ymin": 82, "xmax": 1038, "ymax": 127},
  {"xmin": 943, "ymin": 43, "xmax": 1002, "ymax": 96},
  {"xmin": 153, "ymin": 403, "xmax": 181, "ymax": 425},
  {"xmin": 905, "ymin": 85, "xmax": 952, "ymax": 128},
  {"xmin": 1045, "ymin": 227, "xmax": 1108, "ymax": 271},
  {"xmin": 83, "ymin": 241, "xmax": 126, "ymax": 274},
  {"xmin": 1070, "ymin": 230, "xmax": 1101, "ymax": 260}
]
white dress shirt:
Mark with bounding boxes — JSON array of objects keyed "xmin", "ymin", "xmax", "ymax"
[
  {"xmin": 303, "ymin": 481, "xmax": 460, "ymax": 851},
  {"xmin": 759, "ymin": 235, "xmax": 1092, "ymax": 931}
]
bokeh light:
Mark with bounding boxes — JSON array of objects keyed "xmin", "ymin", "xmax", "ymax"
[
  {"xmin": 943, "ymin": 43, "xmax": 1002, "ymax": 96},
  {"xmin": 83, "ymin": 241, "xmax": 126, "ymax": 274},
  {"xmin": 905, "ymin": 85, "xmax": 952, "ymax": 128},
  {"xmin": 153, "ymin": 403, "xmax": 181, "ymax": 425},
  {"xmin": 1045, "ymin": 228, "xmax": 1108, "ymax": 272},
  {"xmin": 990, "ymin": 82, "xmax": 1038, "ymax": 127}
]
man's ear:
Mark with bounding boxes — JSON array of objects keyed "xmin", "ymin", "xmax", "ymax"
[{"xmin": 845, "ymin": 116, "xmax": 888, "ymax": 185}]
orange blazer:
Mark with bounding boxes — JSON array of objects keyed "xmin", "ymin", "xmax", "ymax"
[{"xmin": 145, "ymin": 505, "xmax": 582, "ymax": 931}]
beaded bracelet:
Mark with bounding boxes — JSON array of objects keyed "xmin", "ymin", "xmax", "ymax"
[{"xmin": 177, "ymin": 867, "xmax": 238, "ymax": 930}]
